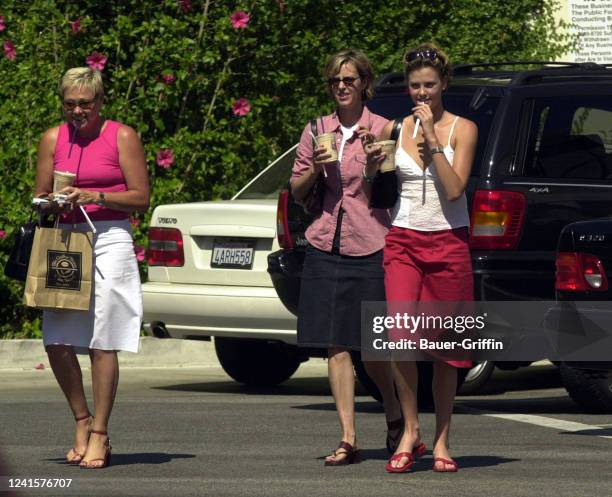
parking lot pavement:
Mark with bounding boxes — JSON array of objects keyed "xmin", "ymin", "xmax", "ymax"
[{"xmin": 1, "ymin": 361, "xmax": 611, "ymax": 497}]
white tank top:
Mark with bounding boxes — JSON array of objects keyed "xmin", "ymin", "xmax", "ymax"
[{"xmin": 390, "ymin": 116, "xmax": 470, "ymax": 231}]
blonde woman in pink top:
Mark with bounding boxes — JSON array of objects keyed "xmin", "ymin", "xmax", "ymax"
[{"xmin": 34, "ymin": 67, "xmax": 149, "ymax": 469}]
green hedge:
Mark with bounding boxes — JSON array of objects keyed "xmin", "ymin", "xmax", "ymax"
[{"xmin": 0, "ymin": 0, "xmax": 574, "ymax": 338}]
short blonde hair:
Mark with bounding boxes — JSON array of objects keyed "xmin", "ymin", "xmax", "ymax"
[
  {"xmin": 324, "ymin": 49, "xmax": 375, "ymax": 101},
  {"xmin": 58, "ymin": 67, "xmax": 104, "ymax": 100}
]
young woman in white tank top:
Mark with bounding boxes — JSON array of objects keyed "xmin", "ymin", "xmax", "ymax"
[{"xmin": 366, "ymin": 43, "xmax": 478, "ymax": 474}]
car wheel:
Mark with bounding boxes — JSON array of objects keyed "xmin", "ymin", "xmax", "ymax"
[
  {"xmin": 352, "ymin": 355, "xmax": 468, "ymax": 409},
  {"xmin": 458, "ymin": 361, "xmax": 495, "ymax": 395},
  {"xmin": 559, "ymin": 363, "xmax": 612, "ymax": 413},
  {"xmin": 215, "ymin": 337, "xmax": 301, "ymax": 386}
]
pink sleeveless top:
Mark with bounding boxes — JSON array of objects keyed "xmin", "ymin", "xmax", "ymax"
[{"xmin": 54, "ymin": 120, "xmax": 129, "ymax": 222}]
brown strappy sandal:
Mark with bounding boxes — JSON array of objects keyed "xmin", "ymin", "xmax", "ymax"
[
  {"xmin": 386, "ymin": 417, "xmax": 404, "ymax": 454},
  {"xmin": 66, "ymin": 412, "xmax": 91, "ymax": 465},
  {"xmin": 79, "ymin": 430, "xmax": 112, "ymax": 469},
  {"xmin": 324, "ymin": 441, "xmax": 362, "ymax": 466}
]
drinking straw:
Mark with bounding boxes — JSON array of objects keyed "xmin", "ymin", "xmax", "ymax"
[
  {"xmin": 67, "ymin": 120, "xmax": 82, "ymax": 158},
  {"xmin": 412, "ymin": 118, "xmax": 420, "ymax": 139},
  {"xmin": 79, "ymin": 205, "xmax": 97, "ymax": 234}
]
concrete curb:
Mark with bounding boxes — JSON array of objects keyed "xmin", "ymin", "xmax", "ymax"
[{"xmin": 0, "ymin": 337, "xmax": 219, "ymax": 370}]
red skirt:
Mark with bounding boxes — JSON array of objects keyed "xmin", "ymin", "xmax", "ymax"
[{"xmin": 383, "ymin": 226, "xmax": 473, "ymax": 368}]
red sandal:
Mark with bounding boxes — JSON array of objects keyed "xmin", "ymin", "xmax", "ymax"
[
  {"xmin": 385, "ymin": 442, "xmax": 426, "ymax": 473},
  {"xmin": 433, "ymin": 457, "xmax": 459, "ymax": 472},
  {"xmin": 385, "ymin": 452, "xmax": 414, "ymax": 473}
]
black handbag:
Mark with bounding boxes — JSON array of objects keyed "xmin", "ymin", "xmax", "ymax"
[
  {"xmin": 300, "ymin": 118, "xmax": 326, "ymax": 216},
  {"xmin": 4, "ymin": 220, "xmax": 37, "ymax": 281},
  {"xmin": 3, "ymin": 212, "xmax": 53, "ymax": 281},
  {"xmin": 370, "ymin": 118, "xmax": 403, "ymax": 209}
]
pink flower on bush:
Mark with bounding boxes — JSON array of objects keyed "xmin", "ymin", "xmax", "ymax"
[
  {"xmin": 162, "ymin": 73, "xmax": 176, "ymax": 85},
  {"xmin": 134, "ymin": 245, "xmax": 145, "ymax": 262},
  {"xmin": 130, "ymin": 216, "xmax": 141, "ymax": 227},
  {"xmin": 4, "ymin": 40, "xmax": 16, "ymax": 61},
  {"xmin": 0, "ymin": 229, "xmax": 6, "ymax": 239},
  {"xmin": 156, "ymin": 148, "xmax": 174, "ymax": 168},
  {"xmin": 232, "ymin": 98, "xmax": 251, "ymax": 116},
  {"xmin": 179, "ymin": 0, "xmax": 192, "ymax": 12},
  {"xmin": 70, "ymin": 17, "xmax": 81, "ymax": 34},
  {"xmin": 0, "ymin": 15, "xmax": 6, "ymax": 31},
  {"xmin": 86, "ymin": 51, "xmax": 107, "ymax": 71},
  {"xmin": 230, "ymin": 11, "xmax": 250, "ymax": 29}
]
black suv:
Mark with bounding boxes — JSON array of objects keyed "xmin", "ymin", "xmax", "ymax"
[
  {"xmin": 554, "ymin": 218, "xmax": 612, "ymax": 412},
  {"xmin": 268, "ymin": 62, "xmax": 612, "ymax": 409}
]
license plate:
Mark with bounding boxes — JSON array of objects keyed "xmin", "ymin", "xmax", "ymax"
[{"xmin": 211, "ymin": 240, "xmax": 255, "ymax": 269}]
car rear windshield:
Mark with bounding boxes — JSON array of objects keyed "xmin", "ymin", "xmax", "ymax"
[
  {"xmin": 368, "ymin": 89, "xmax": 500, "ymax": 177},
  {"xmin": 234, "ymin": 145, "xmax": 297, "ymax": 200}
]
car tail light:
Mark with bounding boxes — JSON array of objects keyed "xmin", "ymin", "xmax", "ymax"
[
  {"xmin": 469, "ymin": 190, "xmax": 526, "ymax": 250},
  {"xmin": 147, "ymin": 227, "xmax": 184, "ymax": 266},
  {"xmin": 556, "ymin": 252, "xmax": 608, "ymax": 291},
  {"xmin": 277, "ymin": 189, "xmax": 294, "ymax": 249}
]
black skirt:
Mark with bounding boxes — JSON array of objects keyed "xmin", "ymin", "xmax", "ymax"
[{"xmin": 297, "ymin": 244, "xmax": 386, "ymax": 351}]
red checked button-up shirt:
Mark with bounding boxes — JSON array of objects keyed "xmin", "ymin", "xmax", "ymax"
[{"xmin": 290, "ymin": 107, "xmax": 390, "ymax": 256}]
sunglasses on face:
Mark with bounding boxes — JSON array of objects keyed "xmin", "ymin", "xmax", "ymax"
[
  {"xmin": 62, "ymin": 99, "xmax": 96, "ymax": 111},
  {"xmin": 405, "ymin": 49, "xmax": 439, "ymax": 63},
  {"xmin": 327, "ymin": 76, "xmax": 360, "ymax": 87}
]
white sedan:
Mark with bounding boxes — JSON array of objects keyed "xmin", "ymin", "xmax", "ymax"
[{"xmin": 142, "ymin": 146, "xmax": 302, "ymax": 386}]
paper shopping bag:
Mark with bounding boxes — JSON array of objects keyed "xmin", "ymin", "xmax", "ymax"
[{"xmin": 23, "ymin": 226, "xmax": 93, "ymax": 311}]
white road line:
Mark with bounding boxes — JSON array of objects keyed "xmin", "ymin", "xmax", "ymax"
[{"xmin": 460, "ymin": 407, "xmax": 612, "ymax": 440}]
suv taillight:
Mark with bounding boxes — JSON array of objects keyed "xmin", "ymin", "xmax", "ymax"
[
  {"xmin": 556, "ymin": 252, "xmax": 608, "ymax": 291},
  {"xmin": 469, "ymin": 190, "xmax": 526, "ymax": 250},
  {"xmin": 277, "ymin": 189, "xmax": 294, "ymax": 249},
  {"xmin": 147, "ymin": 227, "xmax": 184, "ymax": 266}
]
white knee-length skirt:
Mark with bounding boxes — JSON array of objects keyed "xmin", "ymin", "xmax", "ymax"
[{"xmin": 42, "ymin": 219, "xmax": 143, "ymax": 353}]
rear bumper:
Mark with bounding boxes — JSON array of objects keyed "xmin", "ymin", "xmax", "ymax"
[{"xmin": 142, "ymin": 281, "xmax": 297, "ymax": 342}]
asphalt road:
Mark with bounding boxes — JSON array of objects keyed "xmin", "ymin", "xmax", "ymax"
[{"xmin": 1, "ymin": 361, "xmax": 611, "ymax": 497}]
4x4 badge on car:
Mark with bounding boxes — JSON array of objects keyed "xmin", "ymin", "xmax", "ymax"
[{"xmin": 529, "ymin": 187, "xmax": 549, "ymax": 193}]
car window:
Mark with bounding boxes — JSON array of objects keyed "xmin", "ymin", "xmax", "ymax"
[
  {"xmin": 234, "ymin": 145, "xmax": 297, "ymax": 200},
  {"xmin": 522, "ymin": 96, "xmax": 612, "ymax": 180},
  {"xmin": 443, "ymin": 93, "xmax": 500, "ymax": 177}
]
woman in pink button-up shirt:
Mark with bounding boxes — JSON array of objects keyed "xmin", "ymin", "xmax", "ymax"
[{"xmin": 291, "ymin": 49, "xmax": 401, "ymax": 466}]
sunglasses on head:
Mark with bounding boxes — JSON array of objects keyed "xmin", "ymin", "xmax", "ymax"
[{"xmin": 405, "ymin": 49, "xmax": 439, "ymax": 63}]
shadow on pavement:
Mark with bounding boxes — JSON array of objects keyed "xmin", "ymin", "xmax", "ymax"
[
  {"xmin": 292, "ymin": 400, "xmax": 383, "ymax": 414},
  {"xmin": 46, "ymin": 452, "xmax": 195, "ymax": 466},
  {"xmin": 560, "ymin": 427, "xmax": 612, "ymax": 437},
  {"xmin": 456, "ymin": 396, "xmax": 589, "ymax": 415},
  {"xmin": 153, "ymin": 376, "xmax": 334, "ymax": 396},
  {"xmin": 314, "ymin": 448, "xmax": 518, "ymax": 468}
]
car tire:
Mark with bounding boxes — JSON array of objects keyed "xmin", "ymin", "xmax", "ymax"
[
  {"xmin": 215, "ymin": 337, "xmax": 301, "ymax": 386},
  {"xmin": 352, "ymin": 356, "xmax": 468, "ymax": 409},
  {"xmin": 458, "ymin": 361, "xmax": 495, "ymax": 395},
  {"xmin": 559, "ymin": 362, "xmax": 612, "ymax": 413}
]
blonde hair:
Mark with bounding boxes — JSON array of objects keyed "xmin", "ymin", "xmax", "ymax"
[
  {"xmin": 403, "ymin": 43, "xmax": 451, "ymax": 82},
  {"xmin": 58, "ymin": 67, "xmax": 104, "ymax": 100},
  {"xmin": 324, "ymin": 49, "xmax": 375, "ymax": 101}
]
